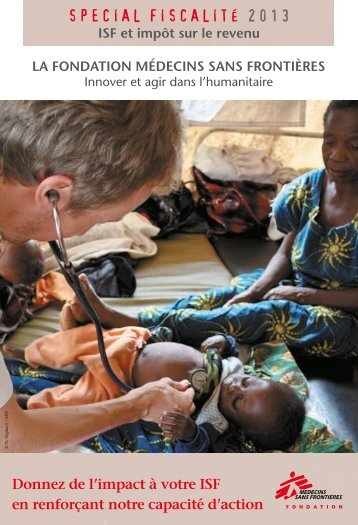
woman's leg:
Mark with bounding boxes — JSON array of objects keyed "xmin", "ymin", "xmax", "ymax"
[
  {"xmin": 140, "ymin": 299, "xmax": 287, "ymax": 347},
  {"xmin": 139, "ymin": 269, "xmax": 264, "ymax": 328},
  {"xmin": 142, "ymin": 298, "xmax": 357, "ymax": 357}
]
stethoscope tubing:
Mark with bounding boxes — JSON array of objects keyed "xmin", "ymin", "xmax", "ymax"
[{"xmin": 48, "ymin": 200, "xmax": 132, "ymax": 393}]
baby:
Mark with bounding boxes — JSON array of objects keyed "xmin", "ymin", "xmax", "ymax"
[
  {"xmin": 0, "ymin": 240, "xmax": 44, "ymax": 285},
  {"xmin": 0, "ymin": 240, "xmax": 44, "ymax": 334},
  {"xmin": 4, "ymin": 327, "xmax": 305, "ymax": 452}
]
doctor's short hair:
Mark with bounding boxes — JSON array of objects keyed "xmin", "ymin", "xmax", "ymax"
[{"xmin": 0, "ymin": 100, "xmax": 181, "ymax": 209}]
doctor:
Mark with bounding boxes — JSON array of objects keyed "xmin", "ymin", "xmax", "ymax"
[{"xmin": 0, "ymin": 100, "xmax": 194, "ymax": 452}]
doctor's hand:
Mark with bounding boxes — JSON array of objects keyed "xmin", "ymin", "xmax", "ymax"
[{"xmin": 130, "ymin": 378, "xmax": 195, "ymax": 425}]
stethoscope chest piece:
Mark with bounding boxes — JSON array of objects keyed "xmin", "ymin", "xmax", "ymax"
[{"xmin": 189, "ymin": 368, "xmax": 209, "ymax": 393}]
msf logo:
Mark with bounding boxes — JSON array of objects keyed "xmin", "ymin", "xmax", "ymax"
[{"xmin": 275, "ymin": 471, "xmax": 313, "ymax": 500}]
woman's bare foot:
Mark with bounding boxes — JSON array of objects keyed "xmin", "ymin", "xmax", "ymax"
[
  {"xmin": 3, "ymin": 343, "xmax": 26, "ymax": 361},
  {"xmin": 60, "ymin": 274, "xmax": 137, "ymax": 330}
]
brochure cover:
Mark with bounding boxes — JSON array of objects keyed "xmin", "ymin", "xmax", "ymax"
[{"xmin": 0, "ymin": 1, "xmax": 356, "ymax": 524}]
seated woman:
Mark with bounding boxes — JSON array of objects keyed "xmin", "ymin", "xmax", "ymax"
[{"xmin": 60, "ymin": 100, "xmax": 358, "ymax": 358}]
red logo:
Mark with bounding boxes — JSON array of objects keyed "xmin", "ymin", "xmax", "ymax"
[{"xmin": 275, "ymin": 471, "xmax": 313, "ymax": 500}]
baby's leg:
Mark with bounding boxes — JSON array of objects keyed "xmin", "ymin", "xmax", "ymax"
[
  {"xmin": 60, "ymin": 274, "xmax": 137, "ymax": 330},
  {"xmin": 2, "ymin": 343, "xmax": 26, "ymax": 361}
]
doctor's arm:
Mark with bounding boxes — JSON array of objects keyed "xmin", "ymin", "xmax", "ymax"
[{"xmin": 0, "ymin": 378, "xmax": 194, "ymax": 453}]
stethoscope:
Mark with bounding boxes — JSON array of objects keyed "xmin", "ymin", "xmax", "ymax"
[{"xmin": 47, "ymin": 189, "xmax": 132, "ymax": 393}]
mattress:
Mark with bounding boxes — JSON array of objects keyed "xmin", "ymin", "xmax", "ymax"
[{"xmin": 8, "ymin": 233, "xmax": 232, "ymax": 348}]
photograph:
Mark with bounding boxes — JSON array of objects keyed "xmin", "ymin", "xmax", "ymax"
[
  {"xmin": 0, "ymin": 2, "xmax": 356, "ymax": 521},
  {"xmin": 0, "ymin": 99, "xmax": 356, "ymax": 456}
]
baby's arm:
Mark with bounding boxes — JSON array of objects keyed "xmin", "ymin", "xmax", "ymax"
[
  {"xmin": 161, "ymin": 412, "xmax": 212, "ymax": 453},
  {"xmin": 200, "ymin": 334, "xmax": 227, "ymax": 355},
  {"xmin": 161, "ymin": 412, "xmax": 197, "ymax": 442},
  {"xmin": 200, "ymin": 334, "xmax": 251, "ymax": 362}
]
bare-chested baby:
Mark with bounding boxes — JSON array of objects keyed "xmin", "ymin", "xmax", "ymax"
[
  {"xmin": 4, "ymin": 277, "xmax": 305, "ymax": 453},
  {"xmin": 0, "ymin": 240, "xmax": 44, "ymax": 286},
  {"xmin": 0, "ymin": 240, "xmax": 44, "ymax": 334}
]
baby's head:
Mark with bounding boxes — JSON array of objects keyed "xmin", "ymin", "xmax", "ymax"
[
  {"xmin": 218, "ymin": 372, "xmax": 305, "ymax": 450},
  {"xmin": 0, "ymin": 240, "xmax": 44, "ymax": 285}
]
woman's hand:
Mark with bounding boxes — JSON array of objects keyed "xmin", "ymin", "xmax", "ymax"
[
  {"xmin": 263, "ymin": 285, "xmax": 316, "ymax": 304},
  {"xmin": 225, "ymin": 232, "xmax": 297, "ymax": 308},
  {"xmin": 225, "ymin": 289, "xmax": 263, "ymax": 307}
]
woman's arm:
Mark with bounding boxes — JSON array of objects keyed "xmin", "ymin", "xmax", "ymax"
[
  {"xmin": 225, "ymin": 231, "xmax": 296, "ymax": 306},
  {"xmin": 0, "ymin": 378, "xmax": 194, "ymax": 453},
  {"xmin": 264, "ymin": 285, "xmax": 358, "ymax": 312},
  {"xmin": 313, "ymin": 288, "xmax": 358, "ymax": 311}
]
